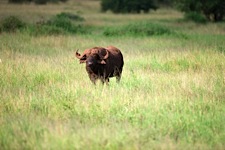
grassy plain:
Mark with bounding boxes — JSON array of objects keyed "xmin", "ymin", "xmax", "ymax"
[{"xmin": 0, "ymin": 0, "xmax": 225, "ymax": 149}]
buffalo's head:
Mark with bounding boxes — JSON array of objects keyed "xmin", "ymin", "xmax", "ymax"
[{"xmin": 75, "ymin": 47, "xmax": 109, "ymax": 65}]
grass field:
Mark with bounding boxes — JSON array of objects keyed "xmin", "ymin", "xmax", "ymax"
[{"xmin": 0, "ymin": 0, "xmax": 225, "ymax": 149}]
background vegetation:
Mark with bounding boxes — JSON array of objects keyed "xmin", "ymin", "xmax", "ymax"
[
  {"xmin": 101, "ymin": 0, "xmax": 158, "ymax": 13},
  {"xmin": 9, "ymin": 0, "xmax": 68, "ymax": 4},
  {"xmin": 7, "ymin": 0, "xmax": 225, "ymax": 22},
  {"xmin": 0, "ymin": 0, "xmax": 225, "ymax": 149},
  {"xmin": 173, "ymin": 0, "xmax": 225, "ymax": 22}
]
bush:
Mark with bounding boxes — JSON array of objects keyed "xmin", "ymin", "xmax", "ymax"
[
  {"xmin": 34, "ymin": 0, "xmax": 47, "ymax": 4},
  {"xmin": 56, "ymin": 12, "xmax": 84, "ymax": 21},
  {"xmin": 174, "ymin": 0, "xmax": 225, "ymax": 22},
  {"xmin": 31, "ymin": 12, "xmax": 86, "ymax": 35},
  {"xmin": 103, "ymin": 22, "xmax": 173, "ymax": 36},
  {"xmin": 0, "ymin": 16, "xmax": 26, "ymax": 32},
  {"xmin": 8, "ymin": 0, "xmax": 68, "ymax": 4},
  {"xmin": 101, "ymin": 0, "xmax": 158, "ymax": 13},
  {"xmin": 8, "ymin": 0, "xmax": 31, "ymax": 3},
  {"xmin": 184, "ymin": 12, "xmax": 207, "ymax": 23},
  {"xmin": 45, "ymin": 17, "xmax": 76, "ymax": 33},
  {"xmin": 41, "ymin": 12, "xmax": 84, "ymax": 34},
  {"xmin": 0, "ymin": 13, "xmax": 86, "ymax": 35}
]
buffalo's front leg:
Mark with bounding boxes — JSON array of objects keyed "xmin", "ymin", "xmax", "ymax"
[
  {"xmin": 100, "ymin": 77, "xmax": 109, "ymax": 85},
  {"xmin": 89, "ymin": 74, "xmax": 98, "ymax": 84},
  {"xmin": 116, "ymin": 75, "xmax": 121, "ymax": 83}
]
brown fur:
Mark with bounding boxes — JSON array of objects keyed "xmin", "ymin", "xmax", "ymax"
[{"xmin": 75, "ymin": 46, "xmax": 124, "ymax": 84}]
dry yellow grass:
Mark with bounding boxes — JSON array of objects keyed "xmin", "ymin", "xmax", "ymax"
[{"xmin": 0, "ymin": 1, "xmax": 225, "ymax": 149}]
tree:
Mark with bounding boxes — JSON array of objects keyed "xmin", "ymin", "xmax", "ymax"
[
  {"xmin": 101, "ymin": 0, "xmax": 158, "ymax": 13},
  {"xmin": 8, "ymin": 0, "xmax": 31, "ymax": 3},
  {"xmin": 8, "ymin": 0, "xmax": 68, "ymax": 4},
  {"xmin": 174, "ymin": 0, "xmax": 225, "ymax": 22}
]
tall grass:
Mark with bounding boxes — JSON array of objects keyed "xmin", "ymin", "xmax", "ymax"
[{"xmin": 0, "ymin": 1, "xmax": 225, "ymax": 149}]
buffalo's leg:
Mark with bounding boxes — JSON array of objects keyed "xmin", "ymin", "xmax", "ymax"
[
  {"xmin": 116, "ymin": 76, "xmax": 120, "ymax": 82},
  {"xmin": 89, "ymin": 74, "xmax": 97, "ymax": 85},
  {"xmin": 116, "ymin": 68, "xmax": 123, "ymax": 83},
  {"xmin": 105, "ymin": 78, "xmax": 109, "ymax": 85},
  {"xmin": 100, "ymin": 77, "xmax": 109, "ymax": 85}
]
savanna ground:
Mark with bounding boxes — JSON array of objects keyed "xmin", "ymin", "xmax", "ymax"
[{"xmin": 0, "ymin": 0, "xmax": 225, "ymax": 149}]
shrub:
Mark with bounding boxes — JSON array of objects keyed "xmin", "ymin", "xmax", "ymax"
[
  {"xmin": 0, "ymin": 13, "xmax": 86, "ymax": 35},
  {"xmin": 30, "ymin": 12, "xmax": 86, "ymax": 35},
  {"xmin": 47, "ymin": 0, "xmax": 68, "ymax": 3},
  {"xmin": 41, "ymin": 12, "xmax": 85, "ymax": 34},
  {"xmin": 8, "ymin": 0, "xmax": 68, "ymax": 4},
  {"xmin": 8, "ymin": 0, "xmax": 31, "ymax": 3},
  {"xmin": 56, "ymin": 12, "xmax": 84, "ymax": 21},
  {"xmin": 103, "ymin": 22, "xmax": 173, "ymax": 36},
  {"xmin": 47, "ymin": 18, "xmax": 77, "ymax": 33},
  {"xmin": 101, "ymin": 0, "xmax": 158, "ymax": 13},
  {"xmin": 174, "ymin": 0, "xmax": 225, "ymax": 22},
  {"xmin": 184, "ymin": 12, "xmax": 207, "ymax": 23},
  {"xmin": 34, "ymin": 0, "xmax": 47, "ymax": 4},
  {"xmin": 0, "ymin": 16, "xmax": 26, "ymax": 32}
]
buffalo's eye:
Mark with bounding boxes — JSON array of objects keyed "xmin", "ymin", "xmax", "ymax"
[{"xmin": 80, "ymin": 55, "xmax": 86, "ymax": 60}]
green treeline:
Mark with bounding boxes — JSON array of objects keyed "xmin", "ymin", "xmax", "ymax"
[
  {"xmin": 6, "ymin": 0, "xmax": 225, "ymax": 22},
  {"xmin": 8, "ymin": 0, "xmax": 67, "ymax": 4},
  {"xmin": 101, "ymin": 0, "xmax": 225, "ymax": 22}
]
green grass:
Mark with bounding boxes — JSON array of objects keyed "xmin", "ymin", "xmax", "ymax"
[{"xmin": 0, "ymin": 1, "xmax": 225, "ymax": 149}]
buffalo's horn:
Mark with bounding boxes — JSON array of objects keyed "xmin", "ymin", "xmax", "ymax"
[
  {"xmin": 75, "ymin": 49, "xmax": 82, "ymax": 59},
  {"xmin": 100, "ymin": 49, "xmax": 109, "ymax": 60}
]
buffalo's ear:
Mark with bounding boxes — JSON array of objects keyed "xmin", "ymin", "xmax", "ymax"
[{"xmin": 97, "ymin": 60, "xmax": 106, "ymax": 64}]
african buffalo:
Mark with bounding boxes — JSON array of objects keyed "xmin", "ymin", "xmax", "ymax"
[{"xmin": 75, "ymin": 46, "xmax": 124, "ymax": 84}]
